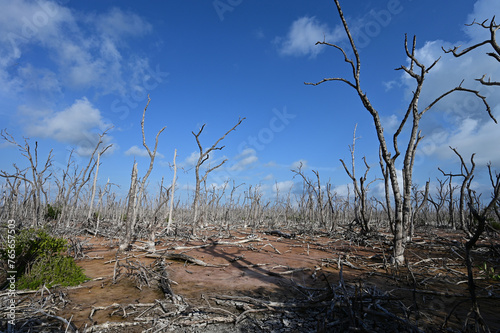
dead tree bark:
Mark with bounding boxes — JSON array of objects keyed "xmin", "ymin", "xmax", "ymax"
[
  {"xmin": 166, "ymin": 149, "xmax": 177, "ymax": 234},
  {"xmin": 138, "ymin": 96, "xmax": 166, "ymax": 252},
  {"xmin": 120, "ymin": 96, "xmax": 166, "ymax": 252},
  {"xmin": 443, "ymin": 148, "xmax": 477, "ymax": 235},
  {"xmin": 438, "ymin": 165, "xmax": 461, "ymax": 230},
  {"xmin": 291, "ymin": 162, "xmax": 326, "ymax": 229},
  {"xmin": 120, "ymin": 161, "xmax": 138, "ymax": 251},
  {"xmin": 191, "ymin": 117, "xmax": 245, "ymax": 234},
  {"xmin": 409, "ymin": 181, "xmax": 429, "ymax": 239},
  {"xmin": 87, "ymin": 151, "xmax": 101, "ymax": 221},
  {"xmin": 1, "ymin": 131, "xmax": 53, "ymax": 226},
  {"xmin": 340, "ymin": 124, "xmax": 377, "ymax": 233},
  {"xmin": 464, "ymin": 164, "xmax": 500, "ymax": 331},
  {"xmin": 429, "ymin": 178, "xmax": 449, "ymax": 227},
  {"xmin": 58, "ymin": 128, "xmax": 112, "ymax": 227},
  {"xmin": 306, "ymin": 0, "xmax": 494, "ymax": 264}
]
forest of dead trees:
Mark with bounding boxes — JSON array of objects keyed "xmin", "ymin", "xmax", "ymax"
[
  {"xmin": 0, "ymin": 111, "xmax": 499, "ymax": 255},
  {"xmin": 1, "ymin": 1, "xmax": 500, "ymax": 332}
]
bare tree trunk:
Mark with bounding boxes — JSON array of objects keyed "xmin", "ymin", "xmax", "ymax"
[
  {"xmin": 87, "ymin": 152, "xmax": 100, "ymax": 221},
  {"xmin": 120, "ymin": 162, "xmax": 138, "ymax": 251},
  {"xmin": 410, "ymin": 181, "xmax": 429, "ymax": 239},
  {"xmin": 340, "ymin": 124, "xmax": 377, "ymax": 233},
  {"xmin": 463, "ymin": 164, "xmax": 499, "ymax": 331},
  {"xmin": 306, "ymin": 0, "xmax": 492, "ymax": 264},
  {"xmin": 166, "ymin": 149, "xmax": 177, "ymax": 233},
  {"xmin": 191, "ymin": 117, "xmax": 245, "ymax": 235}
]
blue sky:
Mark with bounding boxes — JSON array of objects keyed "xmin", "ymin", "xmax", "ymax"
[{"xmin": 1, "ymin": 0, "xmax": 499, "ymax": 202}]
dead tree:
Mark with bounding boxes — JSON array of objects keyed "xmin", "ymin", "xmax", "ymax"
[
  {"xmin": 87, "ymin": 151, "xmax": 100, "ymax": 221},
  {"xmin": 120, "ymin": 161, "xmax": 138, "ymax": 251},
  {"xmin": 429, "ymin": 178, "xmax": 450, "ymax": 227},
  {"xmin": 305, "ymin": 0, "xmax": 494, "ymax": 264},
  {"xmin": 439, "ymin": 163, "xmax": 464, "ymax": 230},
  {"xmin": 442, "ymin": 147, "xmax": 477, "ymax": 235},
  {"xmin": 339, "ymin": 124, "xmax": 377, "ymax": 233},
  {"xmin": 291, "ymin": 162, "xmax": 327, "ymax": 230},
  {"xmin": 166, "ymin": 149, "xmax": 177, "ymax": 233},
  {"xmin": 443, "ymin": 16, "xmax": 500, "ymax": 87},
  {"xmin": 191, "ymin": 117, "xmax": 245, "ymax": 234},
  {"xmin": 409, "ymin": 181, "xmax": 429, "ymax": 239},
  {"xmin": 1, "ymin": 131, "xmax": 53, "ymax": 226},
  {"xmin": 120, "ymin": 96, "xmax": 166, "ymax": 252},
  {"xmin": 57, "ymin": 128, "xmax": 112, "ymax": 227},
  {"xmin": 463, "ymin": 164, "xmax": 500, "ymax": 331},
  {"xmin": 376, "ymin": 146, "xmax": 393, "ymax": 233}
]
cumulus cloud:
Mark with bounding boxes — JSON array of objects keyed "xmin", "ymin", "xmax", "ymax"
[
  {"xmin": 273, "ymin": 180, "xmax": 294, "ymax": 193},
  {"xmin": 381, "ymin": 114, "xmax": 399, "ymax": 132},
  {"xmin": 291, "ymin": 159, "xmax": 308, "ymax": 170},
  {"xmin": 419, "ymin": 108, "xmax": 500, "ymax": 166},
  {"xmin": 262, "ymin": 173, "xmax": 274, "ymax": 181},
  {"xmin": 181, "ymin": 151, "xmax": 199, "ymax": 168},
  {"xmin": 0, "ymin": 0, "xmax": 155, "ymax": 98},
  {"xmin": 124, "ymin": 145, "xmax": 164, "ymax": 158},
  {"xmin": 230, "ymin": 148, "xmax": 258, "ymax": 171},
  {"xmin": 20, "ymin": 97, "xmax": 114, "ymax": 156},
  {"xmin": 276, "ymin": 16, "xmax": 344, "ymax": 58},
  {"xmin": 397, "ymin": 0, "xmax": 500, "ymax": 169},
  {"xmin": 94, "ymin": 7, "xmax": 152, "ymax": 41}
]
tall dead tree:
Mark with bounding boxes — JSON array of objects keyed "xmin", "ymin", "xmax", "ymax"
[
  {"xmin": 191, "ymin": 117, "xmax": 245, "ymax": 234},
  {"xmin": 428, "ymin": 178, "xmax": 449, "ymax": 227},
  {"xmin": 166, "ymin": 149, "xmax": 177, "ymax": 233},
  {"xmin": 291, "ymin": 162, "xmax": 327, "ymax": 229},
  {"xmin": 120, "ymin": 96, "xmax": 165, "ymax": 252},
  {"xmin": 464, "ymin": 164, "xmax": 500, "ymax": 331},
  {"xmin": 1, "ymin": 131, "xmax": 53, "ymax": 226},
  {"xmin": 444, "ymin": 148, "xmax": 477, "ymax": 235},
  {"xmin": 306, "ymin": 0, "xmax": 494, "ymax": 264},
  {"xmin": 340, "ymin": 124, "xmax": 377, "ymax": 233},
  {"xmin": 58, "ymin": 128, "xmax": 113, "ymax": 227},
  {"xmin": 409, "ymin": 180, "xmax": 429, "ymax": 240},
  {"xmin": 120, "ymin": 161, "xmax": 138, "ymax": 251}
]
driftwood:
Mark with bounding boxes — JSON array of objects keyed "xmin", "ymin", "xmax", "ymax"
[
  {"xmin": 146, "ymin": 252, "xmax": 228, "ymax": 267},
  {"xmin": 264, "ymin": 230, "xmax": 296, "ymax": 239},
  {"xmin": 170, "ymin": 237, "xmax": 262, "ymax": 250}
]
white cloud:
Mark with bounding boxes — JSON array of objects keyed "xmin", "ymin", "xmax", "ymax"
[
  {"xmin": 419, "ymin": 108, "xmax": 500, "ymax": 166},
  {"xmin": 124, "ymin": 145, "xmax": 164, "ymax": 158},
  {"xmin": 20, "ymin": 97, "xmax": 114, "ymax": 156},
  {"xmin": 382, "ymin": 114, "xmax": 399, "ymax": 132},
  {"xmin": 383, "ymin": 80, "xmax": 398, "ymax": 91},
  {"xmin": 94, "ymin": 7, "xmax": 152, "ymax": 40},
  {"xmin": 125, "ymin": 145, "xmax": 147, "ymax": 157},
  {"xmin": 334, "ymin": 183, "xmax": 351, "ymax": 198},
  {"xmin": 464, "ymin": 0, "xmax": 500, "ymax": 41},
  {"xmin": 230, "ymin": 148, "xmax": 258, "ymax": 171},
  {"xmin": 0, "ymin": 0, "xmax": 155, "ymax": 98},
  {"xmin": 397, "ymin": 1, "xmax": 500, "ymax": 170},
  {"xmin": 291, "ymin": 159, "xmax": 308, "ymax": 170},
  {"xmin": 182, "ymin": 151, "xmax": 199, "ymax": 168},
  {"xmin": 277, "ymin": 16, "xmax": 344, "ymax": 58},
  {"xmin": 273, "ymin": 180, "xmax": 294, "ymax": 193},
  {"xmin": 263, "ymin": 173, "xmax": 274, "ymax": 181}
]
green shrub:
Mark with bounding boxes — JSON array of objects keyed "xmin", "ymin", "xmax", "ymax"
[
  {"xmin": 0, "ymin": 228, "xmax": 66, "ymax": 276},
  {"xmin": 478, "ymin": 262, "xmax": 500, "ymax": 281},
  {"xmin": 0, "ymin": 228, "xmax": 88, "ymax": 290},
  {"xmin": 17, "ymin": 255, "xmax": 88, "ymax": 289},
  {"xmin": 45, "ymin": 204, "xmax": 62, "ymax": 221},
  {"xmin": 490, "ymin": 220, "xmax": 500, "ymax": 231}
]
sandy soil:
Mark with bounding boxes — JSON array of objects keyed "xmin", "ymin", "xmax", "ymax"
[{"xmin": 16, "ymin": 228, "xmax": 500, "ymax": 332}]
